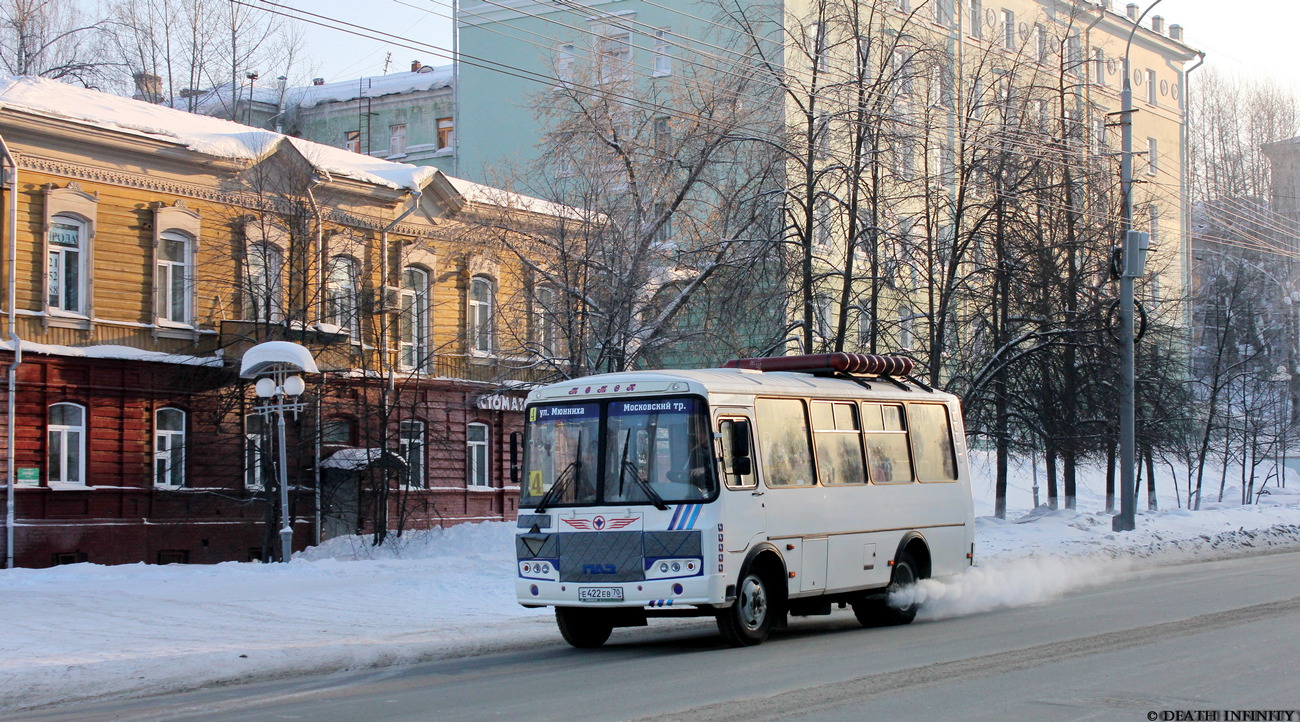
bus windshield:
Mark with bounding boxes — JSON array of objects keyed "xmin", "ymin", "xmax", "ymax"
[{"xmin": 522, "ymin": 396, "xmax": 716, "ymax": 508}]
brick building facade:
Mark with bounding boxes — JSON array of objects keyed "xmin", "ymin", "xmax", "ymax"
[{"xmin": 0, "ymin": 77, "xmax": 569, "ymax": 567}]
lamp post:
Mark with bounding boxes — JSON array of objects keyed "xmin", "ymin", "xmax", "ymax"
[
  {"xmin": 1113, "ymin": 0, "xmax": 1161, "ymax": 532},
  {"xmin": 240, "ymin": 342, "xmax": 318, "ymax": 563},
  {"xmin": 256, "ymin": 371, "xmax": 307, "ymax": 562}
]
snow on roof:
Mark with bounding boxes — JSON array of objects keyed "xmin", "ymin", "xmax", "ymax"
[
  {"xmin": 0, "ymin": 339, "xmax": 222, "ymax": 367},
  {"xmin": 0, "ymin": 76, "xmax": 433, "ymax": 192},
  {"xmin": 239, "ymin": 341, "xmax": 320, "ymax": 378},
  {"xmin": 296, "ymin": 66, "xmax": 453, "ymax": 108},
  {"xmin": 319, "ymin": 448, "xmax": 407, "ymax": 470},
  {"xmin": 442, "ymin": 174, "xmax": 591, "ymax": 222}
]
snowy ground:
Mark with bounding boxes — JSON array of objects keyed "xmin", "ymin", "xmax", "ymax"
[{"xmin": 4, "ymin": 456, "xmax": 1300, "ymax": 714}]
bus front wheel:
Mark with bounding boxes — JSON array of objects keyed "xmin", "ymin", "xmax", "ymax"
[
  {"xmin": 716, "ymin": 569, "xmax": 773, "ymax": 646},
  {"xmin": 853, "ymin": 550, "xmax": 921, "ymax": 627},
  {"xmin": 556, "ymin": 607, "xmax": 614, "ymax": 648}
]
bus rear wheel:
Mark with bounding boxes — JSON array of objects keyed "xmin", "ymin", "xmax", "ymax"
[
  {"xmin": 716, "ymin": 569, "xmax": 773, "ymax": 646},
  {"xmin": 853, "ymin": 550, "xmax": 921, "ymax": 627},
  {"xmin": 556, "ymin": 607, "xmax": 614, "ymax": 648}
]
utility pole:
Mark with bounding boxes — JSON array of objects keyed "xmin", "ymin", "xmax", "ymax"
[{"xmin": 1114, "ymin": 0, "xmax": 1161, "ymax": 532}]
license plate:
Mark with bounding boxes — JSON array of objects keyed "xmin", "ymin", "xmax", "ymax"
[{"xmin": 578, "ymin": 586, "xmax": 624, "ymax": 603}]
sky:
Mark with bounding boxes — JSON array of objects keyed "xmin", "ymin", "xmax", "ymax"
[{"xmin": 277, "ymin": 1, "xmax": 1300, "ymax": 94}]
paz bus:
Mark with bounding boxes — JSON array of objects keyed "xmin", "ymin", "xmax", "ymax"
[{"xmin": 513, "ymin": 353, "xmax": 974, "ymax": 647}]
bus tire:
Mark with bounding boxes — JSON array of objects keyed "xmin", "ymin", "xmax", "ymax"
[
  {"xmin": 556, "ymin": 607, "xmax": 613, "ymax": 648},
  {"xmin": 853, "ymin": 550, "xmax": 921, "ymax": 627},
  {"xmin": 716, "ymin": 568, "xmax": 773, "ymax": 646}
]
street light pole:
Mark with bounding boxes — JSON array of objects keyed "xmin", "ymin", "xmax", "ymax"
[
  {"xmin": 1114, "ymin": 0, "xmax": 1161, "ymax": 532},
  {"xmin": 256, "ymin": 371, "xmax": 307, "ymax": 562}
]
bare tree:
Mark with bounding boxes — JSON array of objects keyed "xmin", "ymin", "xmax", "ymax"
[{"xmin": 0, "ymin": 0, "xmax": 109, "ymax": 85}]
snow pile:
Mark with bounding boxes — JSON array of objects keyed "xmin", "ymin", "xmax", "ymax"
[{"xmin": 3, "ymin": 459, "xmax": 1300, "ymax": 713}]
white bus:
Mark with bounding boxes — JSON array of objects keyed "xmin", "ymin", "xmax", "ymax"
[{"xmin": 514, "ymin": 353, "xmax": 974, "ymax": 647}]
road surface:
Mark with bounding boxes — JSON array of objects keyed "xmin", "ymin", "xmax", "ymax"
[{"xmin": 19, "ymin": 550, "xmax": 1300, "ymax": 721}]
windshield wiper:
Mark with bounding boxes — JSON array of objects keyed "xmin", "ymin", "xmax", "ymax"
[
  {"xmin": 617, "ymin": 439, "xmax": 668, "ymax": 511},
  {"xmin": 534, "ymin": 432, "xmax": 583, "ymax": 514}
]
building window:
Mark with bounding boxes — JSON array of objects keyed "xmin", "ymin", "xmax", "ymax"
[
  {"xmin": 1146, "ymin": 69, "xmax": 1157, "ymax": 104},
  {"xmin": 598, "ymin": 31, "xmax": 632, "ymax": 83},
  {"xmin": 814, "ymin": 198, "xmax": 832, "ymax": 247},
  {"xmin": 857, "ymin": 308, "xmax": 871, "ymax": 350},
  {"xmin": 899, "ymin": 306, "xmax": 913, "ymax": 349},
  {"xmin": 967, "ymin": 0, "xmax": 982, "ymax": 38},
  {"xmin": 469, "ymin": 275, "xmax": 494, "ymax": 355},
  {"xmin": 556, "ymin": 42, "xmax": 576, "ymax": 83},
  {"xmin": 154, "ymin": 408, "xmax": 185, "ymax": 488},
  {"xmin": 1149, "ymin": 204, "xmax": 1160, "ymax": 245},
  {"xmin": 325, "ymin": 256, "xmax": 361, "ymax": 339},
  {"xmin": 400, "ymin": 420, "xmax": 426, "ymax": 489},
  {"xmin": 244, "ymin": 242, "xmax": 283, "ymax": 323},
  {"xmin": 320, "ymin": 418, "xmax": 353, "ymax": 445},
  {"xmin": 1002, "ymin": 9, "xmax": 1015, "ymax": 50},
  {"xmin": 813, "ymin": 295, "xmax": 833, "ymax": 342},
  {"xmin": 245, "ymin": 414, "xmax": 266, "ymax": 492},
  {"xmin": 389, "ymin": 123, "xmax": 407, "ymax": 156},
  {"xmin": 344, "ymin": 129, "xmax": 361, "ymax": 153},
  {"xmin": 156, "ymin": 230, "xmax": 193, "ymax": 325},
  {"xmin": 808, "ymin": 23, "xmax": 828, "ymax": 74},
  {"xmin": 1033, "ymin": 24, "xmax": 1046, "ymax": 62},
  {"xmin": 48, "ymin": 214, "xmax": 87, "ymax": 314},
  {"xmin": 935, "ymin": 0, "xmax": 955, "ymax": 27},
  {"xmin": 653, "ymin": 116, "xmax": 671, "ymax": 151},
  {"xmin": 535, "ymin": 285, "xmax": 558, "ymax": 357},
  {"xmin": 400, "ymin": 266, "xmax": 430, "ymax": 370},
  {"xmin": 436, "ymin": 117, "xmax": 453, "ymax": 151},
  {"xmin": 467, "ymin": 422, "xmax": 489, "ymax": 487},
  {"xmin": 1067, "ymin": 35, "xmax": 1082, "ymax": 76},
  {"xmin": 48, "ymin": 402, "xmax": 86, "ymax": 485},
  {"xmin": 1094, "ymin": 48, "xmax": 1106, "ymax": 86},
  {"xmin": 653, "ymin": 29, "xmax": 672, "ymax": 76},
  {"xmin": 653, "ymin": 202, "xmax": 672, "ymax": 244},
  {"xmin": 1147, "ymin": 137, "xmax": 1158, "ymax": 176}
]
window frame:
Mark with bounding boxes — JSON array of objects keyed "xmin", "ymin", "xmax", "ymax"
[
  {"xmin": 245, "ymin": 413, "xmax": 267, "ymax": 492},
  {"xmin": 155, "ymin": 229, "xmax": 194, "ymax": 327},
  {"xmin": 48, "ymin": 402, "xmax": 87, "ymax": 486},
  {"xmin": 436, "ymin": 117, "xmax": 454, "ymax": 151},
  {"xmin": 388, "ymin": 123, "xmax": 407, "ymax": 157},
  {"xmin": 47, "ymin": 214, "xmax": 88, "ymax": 316},
  {"xmin": 244, "ymin": 240, "xmax": 285, "ymax": 323},
  {"xmin": 154, "ymin": 407, "xmax": 186, "ymax": 489},
  {"xmin": 861, "ymin": 402, "xmax": 915, "ymax": 484},
  {"xmin": 400, "ymin": 419, "xmax": 427, "ymax": 489},
  {"xmin": 325, "ymin": 255, "xmax": 361, "ymax": 340},
  {"xmin": 468, "ymin": 275, "xmax": 495, "ymax": 356},
  {"xmin": 400, "ymin": 265, "xmax": 431, "ymax": 371},
  {"xmin": 652, "ymin": 29, "xmax": 673, "ymax": 77},
  {"xmin": 467, "ymin": 422, "xmax": 490, "ymax": 487}
]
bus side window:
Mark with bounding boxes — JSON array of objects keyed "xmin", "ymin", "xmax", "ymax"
[
  {"xmin": 719, "ymin": 418, "xmax": 755, "ymax": 489},
  {"xmin": 862, "ymin": 403, "xmax": 914, "ymax": 483},
  {"xmin": 908, "ymin": 403, "xmax": 959, "ymax": 482}
]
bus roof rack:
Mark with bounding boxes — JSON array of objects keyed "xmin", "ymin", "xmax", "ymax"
[
  {"xmin": 722, "ymin": 352, "xmax": 915, "ymax": 377},
  {"xmin": 722, "ymin": 353, "xmax": 933, "ymax": 392}
]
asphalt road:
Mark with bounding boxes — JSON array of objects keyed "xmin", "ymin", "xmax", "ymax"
[{"xmin": 21, "ymin": 550, "xmax": 1300, "ymax": 721}]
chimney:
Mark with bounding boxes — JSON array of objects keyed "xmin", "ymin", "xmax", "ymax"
[
  {"xmin": 132, "ymin": 72, "xmax": 163, "ymax": 104},
  {"xmin": 1169, "ymin": 24, "xmax": 1184, "ymax": 41},
  {"xmin": 1126, "ymin": 3, "xmax": 1139, "ymax": 20},
  {"xmin": 411, "ymin": 60, "xmax": 422, "ymax": 72},
  {"xmin": 1098, "ymin": 0, "xmax": 1111, "ymax": 11},
  {"xmin": 312, "ymin": 77, "xmax": 325, "ymax": 86},
  {"xmin": 1151, "ymin": 15, "xmax": 1164, "ymax": 33}
]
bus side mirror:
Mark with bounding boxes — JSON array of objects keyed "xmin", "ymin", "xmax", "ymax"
[{"xmin": 510, "ymin": 431, "xmax": 521, "ymax": 487}]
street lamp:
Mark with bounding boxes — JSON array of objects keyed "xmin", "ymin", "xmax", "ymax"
[
  {"xmin": 1113, "ymin": 0, "xmax": 1161, "ymax": 532},
  {"xmin": 240, "ymin": 342, "xmax": 319, "ymax": 563}
]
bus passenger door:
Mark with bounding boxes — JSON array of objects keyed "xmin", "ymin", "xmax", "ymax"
[{"xmin": 716, "ymin": 413, "xmax": 765, "ymax": 554}]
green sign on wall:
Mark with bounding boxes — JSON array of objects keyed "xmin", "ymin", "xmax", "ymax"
[{"xmin": 16, "ymin": 467, "xmax": 38, "ymax": 483}]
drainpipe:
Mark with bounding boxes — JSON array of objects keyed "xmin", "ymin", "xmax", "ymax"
[
  {"xmin": 1, "ymin": 134, "xmax": 19, "ymax": 569},
  {"xmin": 1180, "ymin": 51, "xmax": 1206, "ymax": 331}
]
